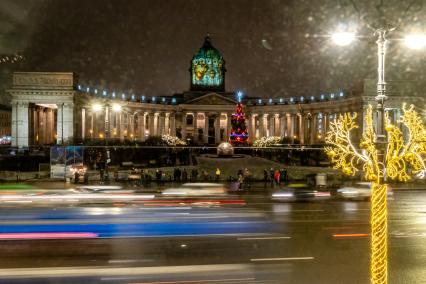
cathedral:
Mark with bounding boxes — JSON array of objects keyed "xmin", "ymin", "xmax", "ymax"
[{"xmin": 8, "ymin": 36, "xmax": 419, "ymax": 147}]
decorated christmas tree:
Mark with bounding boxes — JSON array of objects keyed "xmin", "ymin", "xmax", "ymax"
[{"xmin": 230, "ymin": 103, "xmax": 249, "ymax": 145}]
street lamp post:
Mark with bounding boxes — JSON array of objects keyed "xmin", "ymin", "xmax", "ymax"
[
  {"xmin": 372, "ymin": 28, "xmax": 389, "ymax": 284},
  {"xmin": 329, "ymin": 28, "xmax": 426, "ymax": 284}
]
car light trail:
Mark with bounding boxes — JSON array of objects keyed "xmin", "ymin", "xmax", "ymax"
[
  {"xmin": 250, "ymin": 257, "xmax": 314, "ymax": 262},
  {"xmin": 0, "ymin": 232, "xmax": 98, "ymax": 240},
  {"xmin": 333, "ymin": 233, "xmax": 369, "ymax": 238}
]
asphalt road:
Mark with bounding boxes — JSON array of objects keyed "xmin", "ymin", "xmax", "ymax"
[{"xmin": 0, "ymin": 185, "xmax": 425, "ymax": 284}]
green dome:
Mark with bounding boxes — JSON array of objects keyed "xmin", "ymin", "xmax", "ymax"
[
  {"xmin": 193, "ymin": 36, "xmax": 222, "ymax": 61},
  {"xmin": 190, "ymin": 35, "xmax": 226, "ymax": 92}
]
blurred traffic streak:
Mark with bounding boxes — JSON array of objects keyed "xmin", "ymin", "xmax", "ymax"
[
  {"xmin": 0, "ymin": 204, "xmax": 280, "ymax": 239},
  {"xmin": 335, "ymin": 182, "xmax": 394, "ymax": 201},
  {"xmin": 0, "ymin": 184, "xmax": 425, "ymax": 283},
  {"xmin": 0, "ymin": 191, "xmax": 155, "ymax": 205},
  {"xmin": 0, "ymin": 263, "xmax": 286, "ymax": 284},
  {"xmin": 271, "ymin": 183, "xmax": 331, "ymax": 202},
  {"xmin": 159, "ymin": 183, "xmax": 246, "ymax": 207}
]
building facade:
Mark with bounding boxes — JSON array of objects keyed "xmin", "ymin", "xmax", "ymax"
[{"xmin": 8, "ymin": 36, "xmax": 423, "ymax": 147}]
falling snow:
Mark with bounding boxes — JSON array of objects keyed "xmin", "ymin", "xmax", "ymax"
[{"xmin": 1, "ymin": 0, "xmax": 426, "ymax": 105}]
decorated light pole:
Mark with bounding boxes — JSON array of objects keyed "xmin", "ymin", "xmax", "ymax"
[{"xmin": 327, "ymin": 29, "xmax": 426, "ymax": 284}]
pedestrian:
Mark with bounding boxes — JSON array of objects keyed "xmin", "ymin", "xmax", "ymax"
[
  {"xmin": 84, "ymin": 171, "xmax": 89, "ymax": 184},
  {"xmin": 274, "ymin": 169, "xmax": 281, "ymax": 186},
  {"xmin": 155, "ymin": 169, "xmax": 161, "ymax": 186},
  {"xmin": 279, "ymin": 168, "xmax": 286, "ymax": 185},
  {"xmin": 173, "ymin": 167, "xmax": 178, "ymax": 181},
  {"xmin": 244, "ymin": 168, "xmax": 251, "ymax": 188},
  {"xmin": 215, "ymin": 168, "xmax": 221, "ymax": 181},
  {"xmin": 191, "ymin": 168, "xmax": 198, "ymax": 181},
  {"xmin": 99, "ymin": 168, "xmax": 104, "ymax": 183},
  {"xmin": 161, "ymin": 172, "xmax": 166, "ymax": 185},
  {"xmin": 237, "ymin": 173, "xmax": 244, "ymax": 190},
  {"xmin": 281, "ymin": 168, "xmax": 288, "ymax": 184},
  {"xmin": 182, "ymin": 169, "xmax": 188, "ymax": 182},
  {"xmin": 74, "ymin": 171, "xmax": 80, "ymax": 184},
  {"xmin": 203, "ymin": 170, "xmax": 209, "ymax": 181},
  {"xmin": 176, "ymin": 168, "xmax": 182, "ymax": 182},
  {"xmin": 269, "ymin": 167, "xmax": 275, "ymax": 187}
]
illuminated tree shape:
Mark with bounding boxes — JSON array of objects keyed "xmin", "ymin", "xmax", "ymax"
[
  {"xmin": 325, "ymin": 104, "xmax": 426, "ymax": 284},
  {"xmin": 230, "ymin": 103, "xmax": 249, "ymax": 145}
]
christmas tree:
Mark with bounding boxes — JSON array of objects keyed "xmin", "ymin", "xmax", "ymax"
[{"xmin": 230, "ymin": 103, "xmax": 249, "ymax": 145}]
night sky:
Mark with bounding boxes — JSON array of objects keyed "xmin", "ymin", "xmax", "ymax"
[{"xmin": 1, "ymin": 0, "xmax": 426, "ymax": 104}]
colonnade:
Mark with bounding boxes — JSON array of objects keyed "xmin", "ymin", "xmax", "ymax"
[
  {"xmin": 82, "ymin": 105, "xmax": 344, "ymax": 145},
  {"xmin": 83, "ymin": 108, "xmax": 177, "ymax": 141},
  {"xmin": 246, "ymin": 111, "xmax": 337, "ymax": 144}
]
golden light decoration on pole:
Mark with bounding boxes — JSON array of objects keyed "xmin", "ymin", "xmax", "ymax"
[
  {"xmin": 325, "ymin": 104, "xmax": 426, "ymax": 284},
  {"xmin": 329, "ymin": 25, "xmax": 426, "ymax": 283}
]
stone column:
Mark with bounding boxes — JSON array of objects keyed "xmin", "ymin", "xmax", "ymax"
[
  {"xmin": 128, "ymin": 113, "xmax": 134, "ymax": 139},
  {"xmin": 159, "ymin": 112, "xmax": 165, "ymax": 136},
  {"xmin": 287, "ymin": 114, "xmax": 294, "ymax": 142},
  {"xmin": 252, "ymin": 114, "xmax": 258, "ymax": 139},
  {"xmin": 324, "ymin": 112, "xmax": 330, "ymax": 134},
  {"xmin": 193, "ymin": 112, "xmax": 198, "ymax": 143},
  {"xmin": 268, "ymin": 114, "xmax": 274, "ymax": 137},
  {"xmin": 14, "ymin": 102, "xmax": 30, "ymax": 147},
  {"xmin": 181, "ymin": 112, "xmax": 187, "ymax": 139},
  {"xmin": 39, "ymin": 108, "xmax": 46, "ymax": 144},
  {"xmin": 57, "ymin": 103, "xmax": 74, "ymax": 144},
  {"xmin": 299, "ymin": 113, "xmax": 305, "ymax": 144},
  {"xmin": 279, "ymin": 113, "xmax": 286, "ymax": 137},
  {"xmin": 119, "ymin": 112, "xmax": 125, "ymax": 140},
  {"xmin": 29, "ymin": 106, "xmax": 36, "ymax": 145},
  {"xmin": 138, "ymin": 112, "xmax": 145, "ymax": 141},
  {"xmin": 170, "ymin": 112, "xmax": 176, "ymax": 136},
  {"xmin": 112, "ymin": 111, "xmax": 118, "ymax": 138},
  {"xmin": 148, "ymin": 112, "xmax": 155, "ymax": 137},
  {"xmin": 44, "ymin": 109, "xmax": 51, "ymax": 143},
  {"xmin": 81, "ymin": 108, "xmax": 86, "ymax": 140},
  {"xmin": 165, "ymin": 113, "xmax": 170, "ymax": 135},
  {"xmin": 204, "ymin": 113, "xmax": 209, "ymax": 143},
  {"xmin": 311, "ymin": 113, "xmax": 317, "ymax": 144},
  {"xmin": 109, "ymin": 107, "xmax": 115, "ymax": 139},
  {"xmin": 215, "ymin": 114, "xmax": 221, "ymax": 144},
  {"xmin": 264, "ymin": 114, "xmax": 269, "ymax": 137},
  {"xmin": 257, "ymin": 113, "xmax": 264, "ymax": 138},
  {"xmin": 153, "ymin": 113, "xmax": 159, "ymax": 136}
]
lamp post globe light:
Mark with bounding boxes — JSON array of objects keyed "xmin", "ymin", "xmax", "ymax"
[{"xmin": 327, "ymin": 27, "xmax": 426, "ymax": 284}]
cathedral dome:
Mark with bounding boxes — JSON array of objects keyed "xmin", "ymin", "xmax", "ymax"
[{"xmin": 190, "ymin": 35, "xmax": 226, "ymax": 92}]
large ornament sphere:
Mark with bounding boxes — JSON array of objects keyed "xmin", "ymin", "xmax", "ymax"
[{"xmin": 217, "ymin": 142, "xmax": 234, "ymax": 157}]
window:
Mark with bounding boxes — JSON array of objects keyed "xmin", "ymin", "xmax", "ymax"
[{"xmin": 186, "ymin": 115, "xmax": 193, "ymax": 125}]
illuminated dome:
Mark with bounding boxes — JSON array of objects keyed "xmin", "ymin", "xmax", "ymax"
[
  {"xmin": 217, "ymin": 142, "xmax": 234, "ymax": 157},
  {"xmin": 190, "ymin": 35, "xmax": 226, "ymax": 92}
]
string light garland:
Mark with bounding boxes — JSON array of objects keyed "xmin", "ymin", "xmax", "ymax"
[
  {"xmin": 325, "ymin": 104, "xmax": 426, "ymax": 284},
  {"xmin": 77, "ymin": 83, "xmax": 347, "ymax": 106},
  {"xmin": 161, "ymin": 134, "xmax": 186, "ymax": 146},
  {"xmin": 0, "ymin": 54, "xmax": 24, "ymax": 64}
]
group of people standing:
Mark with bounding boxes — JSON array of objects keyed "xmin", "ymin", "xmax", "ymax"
[
  {"xmin": 173, "ymin": 168, "xmax": 201, "ymax": 182},
  {"xmin": 264, "ymin": 167, "xmax": 288, "ymax": 187}
]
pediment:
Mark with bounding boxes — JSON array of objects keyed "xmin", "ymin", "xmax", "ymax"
[{"xmin": 187, "ymin": 93, "xmax": 236, "ymax": 105}]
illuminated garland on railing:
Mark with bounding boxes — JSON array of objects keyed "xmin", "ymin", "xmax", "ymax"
[
  {"xmin": 77, "ymin": 84, "xmax": 177, "ymax": 105},
  {"xmin": 77, "ymin": 84, "xmax": 348, "ymax": 106}
]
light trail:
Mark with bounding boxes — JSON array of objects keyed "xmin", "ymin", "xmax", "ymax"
[{"xmin": 250, "ymin": 257, "xmax": 314, "ymax": 262}]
